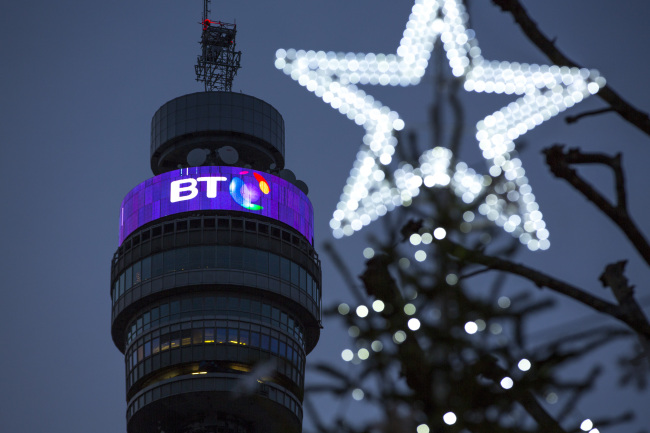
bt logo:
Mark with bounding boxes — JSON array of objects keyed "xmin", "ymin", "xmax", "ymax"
[{"xmin": 170, "ymin": 171, "xmax": 271, "ymax": 210}]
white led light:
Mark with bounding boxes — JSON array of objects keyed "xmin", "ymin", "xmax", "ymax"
[
  {"xmin": 580, "ymin": 419, "xmax": 593, "ymax": 431},
  {"xmin": 443, "ymin": 412, "xmax": 457, "ymax": 425},
  {"xmin": 518, "ymin": 358, "xmax": 531, "ymax": 371},
  {"xmin": 393, "ymin": 330, "xmax": 407, "ymax": 344},
  {"xmin": 501, "ymin": 377, "xmax": 514, "ymax": 389},
  {"xmin": 358, "ymin": 348, "xmax": 370, "ymax": 360},
  {"xmin": 464, "ymin": 321, "xmax": 478, "ymax": 334},
  {"xmin": 277, "ymin": 0, "xmax": 604, "ymax": 251},
  {"xmin": 408, "ymin": 318, "xmax": 421, "ymax": 330}
]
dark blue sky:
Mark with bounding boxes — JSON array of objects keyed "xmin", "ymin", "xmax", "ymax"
[{"xmin": 1, "ymin": 1, "xmax": 649, "ymax": 431}]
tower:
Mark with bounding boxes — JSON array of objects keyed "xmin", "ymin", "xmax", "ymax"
[{"xmin": 110, "ymin": 4, "xmax": 321, "ymax": 433}]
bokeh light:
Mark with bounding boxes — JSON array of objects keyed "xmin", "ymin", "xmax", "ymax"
[
  {"xmin": 356, "ymin": 305, "xmax": 369, "ymax": 318},
  {"xmin": 500, "ymin": 377, "xmax": 514, "ymax": 389},
  {"xmin": 358, "ymin": 348, "xmax": 370, "ymax": 360},
  {"xmin": 371, "ymin": 340, "xmax": 384, "ymax": 352},
  {"xmin": 464, "ymin": 321, "xmax": 478, "ymax": 334},
  {"xmin": 518, "ymin": 358, "xmax": 531, "ymax": 371},
  {"xmin": 443, "ymin": 412, "xmax": 457, "ymax": 425},
  {"xmin": 580, "ymin": 419, "xmax": 593, "ymax": 431}
]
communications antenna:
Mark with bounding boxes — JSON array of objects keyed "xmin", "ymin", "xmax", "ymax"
[{"xmin": 195, "ymin": 0, "xmax": 242, "ymax": 91}]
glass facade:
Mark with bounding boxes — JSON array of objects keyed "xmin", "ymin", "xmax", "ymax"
[
  {"xmin": 127, "ymin": 376, "xmax": 303, "ymax": 424},
  {"xmin": 112, "ymin": 245, "xmax": 321, "ymax": 310},
  {"xmin": 151, "ymin": 92, "xmax": 285, "ymax": 161},
  {"xmin": 125, "ymin": 320, "xmax": 304, "ymax": 391},
  {"xmin": 124, "ymin": 295, "xmax": 306, "ymax": 348}
]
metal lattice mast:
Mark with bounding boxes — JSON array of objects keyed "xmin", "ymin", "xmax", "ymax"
[{"xmin": 195, "ymin": 0, "xmax": 242, "ymax": 92}]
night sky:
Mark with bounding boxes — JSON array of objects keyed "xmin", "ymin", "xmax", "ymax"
[{"xmin": 2, "ymin": 1, "xmax": 649, "ymax": 431}]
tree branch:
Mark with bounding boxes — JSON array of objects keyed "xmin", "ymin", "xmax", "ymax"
[
  {"xmin": 600, "ymin": 261, "xmax": 650, "ymax": 365},
  {"xmin": 566, "ymin": 108, "xmax": 615, "ymax": 125},
  {"xmin": 543, "ymin": 145, "xmax": 650, "ymax": 266},
  {"xmin": 481, "ymin": 359, "xmax": 567, "ymax": 433},
  {"xmin": 434, "ymin": 238, "xmax": 650, "ymax": 338},
  {"xmin": 492, "ymin": 0, "xmax": 650, "ymax": 136}
]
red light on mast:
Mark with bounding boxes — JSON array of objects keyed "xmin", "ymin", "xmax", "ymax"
[{"xmin": 202, "ymin": 19, "xmax": 213, "ymax": 30}]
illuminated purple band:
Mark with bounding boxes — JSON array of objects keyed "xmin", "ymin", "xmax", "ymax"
[{"xmin": 119, "ymin": 166, "xmax": 314, "ymax": 245}]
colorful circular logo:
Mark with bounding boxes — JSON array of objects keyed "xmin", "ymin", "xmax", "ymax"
[{"xmin": 229, "ymin": 171, "xmax": 270, "ymax": 210}]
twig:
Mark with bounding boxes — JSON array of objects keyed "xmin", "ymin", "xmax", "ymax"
[
  {"xmin": 482, "ymin": 359, "xmax": 568, "ymax": 433},
  {"xmin": 566, "ymin": 107, "xmax": 615, "ymax": 125},
  {"xmin": 459, "ymin": 267, "xmax": 492, "ymax": 281},
  {"xmin": 492, "ymin": 0, "xmax": 650, "ymax": 136},
  {"xmin": 600, "ymin": 261, "xmax": 650, "ymax": 365},
  {"xmin": 543, "ymin": 145, "xmax": 650, "ymax": 265},
  {"xmin": 433, "ymin": 238, "xmax": 650, "ymax": 338}
]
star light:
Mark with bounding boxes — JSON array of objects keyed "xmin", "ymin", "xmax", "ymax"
[{"xmin": 275, "ymin": 0, "xmax": 605, "ymax": 251}]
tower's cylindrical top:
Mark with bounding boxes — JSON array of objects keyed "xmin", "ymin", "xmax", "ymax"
[{"xmin": 150, "ymin": 92, "xmax": 285, "ymax": 175}]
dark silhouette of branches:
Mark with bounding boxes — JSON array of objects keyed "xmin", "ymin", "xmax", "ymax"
[
  {"xmin": 305, "ymin": 3, "xmax": 650, "ymax": 432},
  {"xmin": 433, "ymin": 237, "xmax": 650, "ymax": 339},
  {"xmin": 543, "ymin": 145, "xmax": 650, "ymax": 266},
  {"xmin": 492, "ymin": 0, "xmax": 650, "ymax": 136}
]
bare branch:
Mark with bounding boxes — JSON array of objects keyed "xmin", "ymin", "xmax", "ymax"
[
  {"xmin": 481, "ymin": 359, "xmax": 568, "ymax": 433},
  {"xmin": 433, "ymin": 238, "xmax": 650, "ymax": 338},
  {"xmin": 492, "ymin": 0, "xmax": 650, "ymax": 136},
  {"xmin": 600, "ymin": 261, "xmax": 650, "ymax": 365},
  {"xmin": 566, "ymin": 108, "xmax": 615, "ymax": 125},
  {"xmin": 543, "ymin": 145, "xmax": 650, "ymax": 265}
]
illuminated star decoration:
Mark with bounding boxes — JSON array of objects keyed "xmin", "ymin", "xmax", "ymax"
[{"xmin": 275, "ymin": 0, "xmax": 605, "ymax": 251}]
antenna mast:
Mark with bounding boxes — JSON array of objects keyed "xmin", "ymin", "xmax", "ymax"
[{"xmin": 195, "ymin": 0, "xmax": 242, "ymax": 92}]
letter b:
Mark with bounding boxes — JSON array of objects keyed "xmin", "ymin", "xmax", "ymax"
[{"xmin": 170, "ymin": 179, "xmax": 198, "ymax": 203}]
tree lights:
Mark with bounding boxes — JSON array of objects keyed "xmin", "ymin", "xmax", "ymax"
[{"xmin": 275, "ymin": 0, "xmax": 605, "ymax": 251}]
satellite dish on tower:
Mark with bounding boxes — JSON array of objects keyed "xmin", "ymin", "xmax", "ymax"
[
  {"xmin": 279, "ymin": 169, "xmax": 296, "ymax": 183},
  {"xmin": 218, "ymin": 146, "xmax": 239, "ymax": 165},
  {"xmin": 187, "ymin": 148, "xmax": 208, "ymax": 166},
  {"xmin": 294, "ymin": 180, "xmax": 309, "ymax": 195}
]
